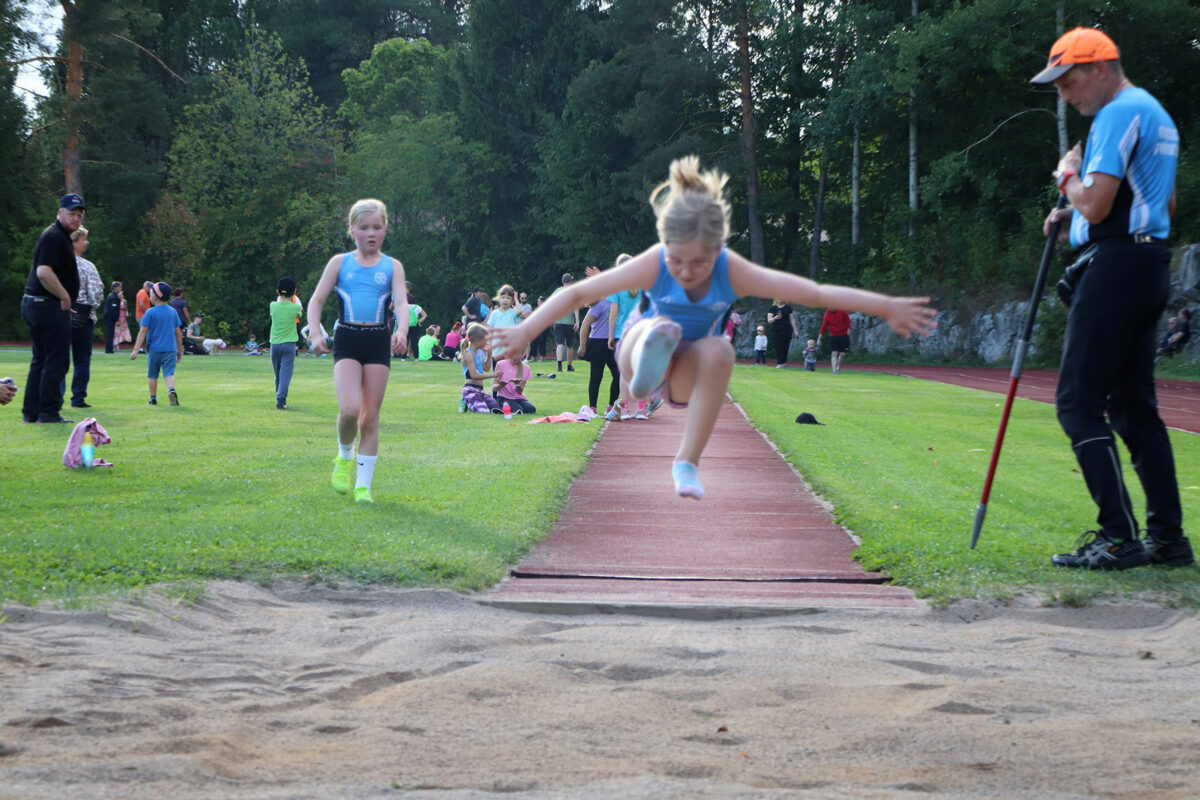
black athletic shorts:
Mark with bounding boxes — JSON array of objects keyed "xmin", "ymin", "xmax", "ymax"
[
  {"xmin": 334, "ymin": 323, "xmax": 391, "ymax": 366},
  {"xmin": 829, "ymin": 334, "xmax": 850, "ymax": 353},
  {"xmin": 553, "ymin": 322, "xmax": 574, "ymax": 347}
]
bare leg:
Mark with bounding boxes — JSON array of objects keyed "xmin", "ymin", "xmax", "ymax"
[
  {"xmin": 355, "ymin": 364, "xmax": 390, "ymax": 456},
  {"xmin": 669, "ymin": 336, "xmax": 735, "ymax": 465},
  {"xmin": 334, "ymin": 359, "xmax": 364, "ymax": 449},
  {"xmin": 619, "ymin": 317, "xmax": 682, "ymax": 399}
]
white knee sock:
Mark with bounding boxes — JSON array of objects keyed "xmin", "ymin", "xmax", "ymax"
[
  {"xmin": 338, "ymin": 442, "xmax": 354, "ymax": 459},
  {"xmin": 356, "ymin": 454, "xmax": 377, "ymax": 489}
]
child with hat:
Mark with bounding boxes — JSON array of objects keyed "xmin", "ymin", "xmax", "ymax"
[{"xmin": 130, "ymin": 282, "xmax": 183, "ymax": 406}]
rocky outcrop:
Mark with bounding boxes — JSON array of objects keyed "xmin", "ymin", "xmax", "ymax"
[{"xmin": 733, "ymin": 244, "xmax": 1199, "ymax": 364}]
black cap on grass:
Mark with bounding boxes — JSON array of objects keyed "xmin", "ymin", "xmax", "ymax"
[{"xmin": 795, "ymin": 412, "xmax": 825, "ymax": 425}]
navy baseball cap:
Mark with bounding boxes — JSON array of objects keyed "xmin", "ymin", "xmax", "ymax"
[
  {"xmin": 60, "ymin": 194, "xmax": 86, "ymax": 210},
  {"xmin": 154, "ymin": 282, "xmax": 172, "ymax": 300}
]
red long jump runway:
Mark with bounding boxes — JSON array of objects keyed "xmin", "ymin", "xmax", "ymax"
[
  {"xmin": 480, "ymin": 400, "xmax": 920, "ymax": 615},
  {"xmin": 848, "ymin": 364, "xmax": 1200, "ymax": 435}
]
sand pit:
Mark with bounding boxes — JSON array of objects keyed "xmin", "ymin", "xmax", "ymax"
[{"xmin": 2, "ymin": 581, "xmax": 1198, "ymax": 799}]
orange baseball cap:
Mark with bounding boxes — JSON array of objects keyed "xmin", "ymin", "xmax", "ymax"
[{"xmin": 1030, "ymin": 27, "xmax": 1119, "ymax": 84}]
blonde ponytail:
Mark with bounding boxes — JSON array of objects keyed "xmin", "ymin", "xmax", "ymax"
[{"xmin": 650, "ymin": 156, "xmax": 730, "ymax": 251}]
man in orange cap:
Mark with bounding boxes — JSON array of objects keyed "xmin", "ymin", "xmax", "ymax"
[{"xmin": 1031, "ymin": 28, "xmax": 1191, "ymax": 570}]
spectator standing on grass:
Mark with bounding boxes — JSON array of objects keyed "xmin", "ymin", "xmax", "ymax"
[
  {"xmin": 490, "ymin": 156, "xmax": 934, "ymax": 500},
  {"xmin": 112, "ymin": 283, "xmax": 132, "ymax": 350},
  {"xmin": 487, "ymin": 284, "xmax": 522, "ymax": 361},
  {"xmin": 307, "ymin": 198, "xmax": 408, "ymax": 505},
  {"xmin": 103, "ymin": 281, "xmax": 123, "ymax": 353},
  {"xmin": 169, "ymin": 287, "xmax": 191, "ymax": 327},
  {"xmin": 528, "ymin": 296, "xmax": 548, "ymax": 361},
  {"xmin": 1031, "ymin": 27, "xmax": 1193, "ymax": 570},
  {"xmin": 270, "ymin": 276, "xmax": 302, "ymax": 410},
  {"xmin": 135, "ymin": 281, "xmax": 152, "ymax": 326},
  {"xmin": 766, "ymin": 298, "xmax": 798, "ymax": 368},
  {"xmin": 130, "ymin": 282, "xmax": 183, "ymax": 407},
  {"xmin": 68, "ymin": 225, "xmax": 104, "ymax": 409},
  {"xmin": 578, "ymin": 297, "xmax": 620, "ymax": 415},
  {"xmin": 817, "ymin": 307, "xmax": 852, "ymax": 374},
  {"xmin": 462, "ymin": 286, "xmax": 489, "ymax": 329},
  {"xmin": 605, "ymin": 256, "xmax": 654, "ymax": 420},
  {"xmin": 551, "ymin": 273, "xmax": 579, "ymax": 373},
  {"xmin": 20, "ymin": 194, "xmax": 84, "ymax": 424},
  {"xmin": 803, "ymin": 338, "xmax": 818, "ymax": 372},
  {"xmin": 404, "ymin": 282, "xmax": 426, "ymax": 360}
]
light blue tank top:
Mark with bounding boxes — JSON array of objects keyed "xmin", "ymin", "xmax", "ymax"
[
  {"xmin": 335, "ymin": 252, "xmax": 393, "ymax": 324},
  {"xmin": 643, "ymin": 247, "xmax": 740, "ymax": 340},
  {"xmin": 463, "ymin": 347, "xmax": 486, "ymax": 379}
]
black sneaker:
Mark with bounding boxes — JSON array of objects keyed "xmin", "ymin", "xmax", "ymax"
[
  {"xmin": 276, "ymin": 401, "xmax": 286, "ymax": 410},
  {"xmin": 168, "ymin": 391, "xmax": 179, "ymax": 406},
  {"xmin": 36, "ymin": 415, "xmax": 74, "ymax": 424},
  {"xmin": 567, "ymin": 364, "xmax": 575, "ymax": 372},
  {"xmin": 147, "ymin": 399, "xmax": 157, "ymax": 405},
  {"xmin": 1143, "ymin": 534, "xmax": 1195, "ymax": 567},
  {"xmin": 71, "ymin": 402, "xmax": 92, "ymax": 408},
  {"xmin": 1051, "ymin": 531, "xmax": 1149, "ymax": 570}
]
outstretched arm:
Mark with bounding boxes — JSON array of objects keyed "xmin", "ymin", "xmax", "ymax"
[{"xmin": 727, "ymin": 251, "xmax": 936, "ymax": 339}]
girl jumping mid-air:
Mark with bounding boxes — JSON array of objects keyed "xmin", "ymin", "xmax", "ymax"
[
  {"xmin": 490, "ymin": 156, "xmax": 936, "ymax": 500},
  {"xmin": 307, "ymin": 198, "xmax": 409, "ymax": 504}
]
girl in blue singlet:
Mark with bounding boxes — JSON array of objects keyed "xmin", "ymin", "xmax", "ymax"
[
  {"xmin": 491, "ymin": 156, "xmax": 937, "ymax": 500},
  {"xmin": 307, "ymin": 199, "xmax": 409, "ymax": 504}
]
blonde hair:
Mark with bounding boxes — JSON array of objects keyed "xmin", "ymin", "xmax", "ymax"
[
  {"xmin": 649, "ymin": 156, "xmax": 730, "ymax": 251},
  {"xmin": 614, "ymin": 253, "xmax": 633, "ymax": 267},
  {"xmin": 466, "ymin": 322, "xmax": 487, "ymax": 343},
  {"xmin": 346, "ymin": 198, "xmax": 388, "ymax": 236},
  {"xmin": 71, "ymin": 226, "xmax": 88, "ymax": 242}
]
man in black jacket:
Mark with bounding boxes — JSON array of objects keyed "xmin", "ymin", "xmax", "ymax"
[{"xmin": 21, "ymin": 194, "xmax": 84, "ymax": 424}]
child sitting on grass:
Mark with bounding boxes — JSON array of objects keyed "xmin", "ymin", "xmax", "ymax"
[
  {"xmin": 244, "ymin": 334, "xmax": 264, "ymax": 355},
  {"xmin": 494, "ymin": 353, "xmax": 536, "ymax": 415},
  {"xmin": 490, "ymin": 155, "xmax": 936, "ymax": 499},
  {"xmin": 130, "ymin": 281, "xmax": 183, "ymax": 406},
  {"xmin": 461, "ymin": 323, "xmax": 501, "ymax": 413}
]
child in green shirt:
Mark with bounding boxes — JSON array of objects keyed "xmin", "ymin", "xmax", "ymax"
[{"xmin": 269, "ymin": 277, "xmax": 302, "ymax": 409}]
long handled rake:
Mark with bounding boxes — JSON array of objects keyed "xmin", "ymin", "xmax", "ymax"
[{"xmin": 970, "ymin": 192, "xmax": 1068, "ymax": 549}]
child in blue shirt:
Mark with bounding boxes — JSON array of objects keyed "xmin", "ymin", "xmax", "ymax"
[{"xmin": 130, "ymin": 282, "xmax": 183, "ymax": 405}]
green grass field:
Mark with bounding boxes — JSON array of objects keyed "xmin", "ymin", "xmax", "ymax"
[{"xmin": 1, "ymin": 349, "xmax": 1197, "ymax": 608}]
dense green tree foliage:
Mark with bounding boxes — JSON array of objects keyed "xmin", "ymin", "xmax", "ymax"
[{"xmin": 2, "ymin": 0, "xmax": 1198, "ymax": 340}]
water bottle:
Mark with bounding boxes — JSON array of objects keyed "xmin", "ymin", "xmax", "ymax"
[
  {"xmin": 458, "ymin": 396, "xmax": 466, "ymax": 413},
  {"xmin": 80, "ymin": 432, "xmax": 94, "ymax": 468},
  {"xmin": 502, "ymin": 401, "xmax": 512, "ymax": 419}
]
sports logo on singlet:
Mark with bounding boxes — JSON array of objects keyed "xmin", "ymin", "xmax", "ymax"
[{"xmin": 373, "ymin": 271, "xmax": 388, "ymax": 286}]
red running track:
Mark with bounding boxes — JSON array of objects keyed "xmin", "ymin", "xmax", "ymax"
[
  {"xmin": 848, "ymin": 364, "xmax": 1200, "ymax": 435},
  {"xmin": 481, "ymin": 400, "xmax": 920, "ymax": 615}
]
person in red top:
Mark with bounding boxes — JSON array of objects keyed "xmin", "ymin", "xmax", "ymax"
[{"xmin": 817, "ymin": 307, "xmax": 851, "ymax": 373}]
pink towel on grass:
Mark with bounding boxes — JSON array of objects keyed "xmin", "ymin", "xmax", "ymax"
[
  {"xmin": 526, "ymin": 411, "xmax": 593, "ymax": 424},
  {"xmin": 62, "ymin": 417, "xmax": 114, "ymax": 468}
]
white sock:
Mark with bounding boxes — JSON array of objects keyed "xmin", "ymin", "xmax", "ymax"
[
  {"xmin": 338, "ymin": 442, "xmax": 354, "ymax": 460},
  {"xmin": 356, "ymin": 454, "xmax": 377, "ymax": 489}
]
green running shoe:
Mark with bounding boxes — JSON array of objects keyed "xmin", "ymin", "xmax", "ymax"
[
  {"xmin": 331, "ymin": 456, "xmax": 353, "ymax": 495},
  {"xmin": 353, "ymin": 486, "xmax": 374, "ymax": 504}
]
